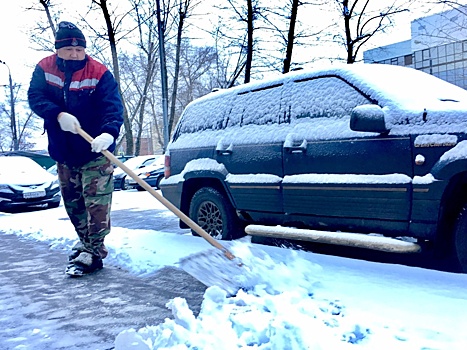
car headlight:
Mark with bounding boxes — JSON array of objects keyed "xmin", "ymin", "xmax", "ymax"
[{"xmin": 51, "ymin": 178, "xmax": 60, "ymax": 190}]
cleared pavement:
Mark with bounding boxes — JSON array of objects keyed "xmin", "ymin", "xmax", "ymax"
[{"xmin": 0, "ymin": 232, "xmax": 206, "ymax": 350}]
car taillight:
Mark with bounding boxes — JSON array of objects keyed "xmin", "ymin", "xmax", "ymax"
[{"xmin": 164, "ymin": 154, "xmax": 171, "ymax": 178}]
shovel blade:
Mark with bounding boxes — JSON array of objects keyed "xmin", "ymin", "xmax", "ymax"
[{"xmin": 178, "ymin": 248, "xmax": 255, "ymax": 296}]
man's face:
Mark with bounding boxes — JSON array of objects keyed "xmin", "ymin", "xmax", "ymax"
[{"xmin": 57, "ymin": 46, "xmax": 86, "ymax": 60}]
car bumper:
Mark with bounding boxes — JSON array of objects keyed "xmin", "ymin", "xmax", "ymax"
[
  {"xmin": 126, "ymin": 178, "xmax": 158, "ymax": 189},
  {"xmin": 0, "ymin": 195, "xmax": 61, "ymax": 209}
]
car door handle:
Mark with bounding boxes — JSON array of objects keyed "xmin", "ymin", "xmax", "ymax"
[
  {"xmin": 216, "ymin": 142, "xmax": 233, "ymax": 156},
  {"xmin": 216, "ymin": 149, "xmax": 233, "ymax": 156},
  {"xmin": 284, "ymin": 137, "xmax": 307, "ymax": 154},
  {"xmin": 285, "ymin": 142, "xmax": 307, "ymax": 153}
]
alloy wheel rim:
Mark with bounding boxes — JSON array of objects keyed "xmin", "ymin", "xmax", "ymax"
[{"xmin": 197, "ymin": 201, "xmax": 223, "ymax": 239}]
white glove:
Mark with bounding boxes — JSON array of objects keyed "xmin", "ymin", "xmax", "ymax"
[
  {"xmin": 91, "ymin": 133, "xmax": 114, "ymax": 152},
  {"xmin": 58, "ymin": 112, "xmax": 80, "ymax": 134}
]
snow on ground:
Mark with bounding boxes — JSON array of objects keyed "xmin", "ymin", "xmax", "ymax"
[{"xmin": 1, "ymin": 190, "xmax": 467, "ymax": 349}]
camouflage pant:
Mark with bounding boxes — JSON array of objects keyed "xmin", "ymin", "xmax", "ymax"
[{"xmin": 57, "ymin": 156, "xmax": 114, "ymax": 259}]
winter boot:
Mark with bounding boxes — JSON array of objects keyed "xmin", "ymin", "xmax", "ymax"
[
  {"xmin": 66, "ymin": 251, "xmax": 103, "ymax": 276},
  {"xmin": 68, "ymin": 250, "xmax": 82, "ymax": 262}
]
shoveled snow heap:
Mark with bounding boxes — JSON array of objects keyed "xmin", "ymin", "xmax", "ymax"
[{"xmin": 114, "ymin": 242, "xmax": 452, "ymax": 350}]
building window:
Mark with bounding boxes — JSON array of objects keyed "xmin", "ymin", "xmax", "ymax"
[
  {"xmin": 422, "ymin": 49, "xmax": 430, "ymax": 60},
  {"xmin": 404, "ymin": 55, "xmax": 413, "ymax": 65},
  {"xmin": 446, "ymin": 43, "xmax": 455, "ymax": 55},
  {"xmin": 439, "ymin": 45, "xmax": 447, "ymax": 57},
  {"xmin": 391, "ymin": 57, "xmax": 398, "ymax": 65}
]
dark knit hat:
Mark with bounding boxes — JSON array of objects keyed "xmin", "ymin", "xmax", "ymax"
[{"xmin": 55, "ymin": 21, "xmax": 86, "ymax": 49}]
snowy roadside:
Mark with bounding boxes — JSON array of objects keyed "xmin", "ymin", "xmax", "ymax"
[{"xmin": 1, "ymin": 191, "xmax": 467, "ymax": 349}]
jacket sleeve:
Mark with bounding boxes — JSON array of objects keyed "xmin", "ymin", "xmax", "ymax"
[
  {"xmin": 27, "ymin": 64, "xmax": 62, "ymax": 121},
  {"xmin": 95, "ymin": 70, "xmax": 124, "ymax": 140}
]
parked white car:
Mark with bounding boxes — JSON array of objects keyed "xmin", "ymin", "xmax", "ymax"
[
  {"xmin": 113, "ymin": 155, "xmax": 164, "ymax": 190},
  {"xmin": 0, "ymin": 156, "xmax": 61, "ymax": 211},
  {"xmin": 125, "ymin": 162, "xmax": 165, "ymax": 191}
]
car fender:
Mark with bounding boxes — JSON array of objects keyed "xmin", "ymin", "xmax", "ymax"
[
  {"xmin": 176, "ymin": 158, "xmax": 236, "ymax": 205},
  {"xmin": 431, "ymin": 141, "xmax": 467, "ymax": 180}
]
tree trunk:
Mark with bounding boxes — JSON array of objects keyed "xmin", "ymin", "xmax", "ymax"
[
  {"xmin": 97, "ymin": 0, "xmax": 134, "ymax": 154},
  {"xmin": 168, "ymin": 1, "xmax": 187, "ymax": 136},
  {"xmin": 342, "ymin": 0, "xmax": 354, "ymax": 63},
  {"xmin": 135, "ymin": 42, "xmax": 157, "ymax": 156},
  {"xmin": 283, "ymin": 0, "xmax": 299, "ymax": 73},
  {"xmin": 39, "ymin": 0, "xmax": 56, "ymax": 37},
  {"xmin": 244, "ymin": 0, "xmax": 254, "ymax": 83}
]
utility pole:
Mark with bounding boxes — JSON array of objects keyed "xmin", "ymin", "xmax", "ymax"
[
  {"xmin": 155, "ymin": 0, "xmax": 170, "ymax": 151},
  {"xmin": 0, "ymin": 60, "xmax": 18, "ymax": 151}
]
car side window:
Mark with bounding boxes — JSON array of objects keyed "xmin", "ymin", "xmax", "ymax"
[
  {"xmin": 175, "ymin": 92, "xmax": 236, "ymax": 136},
  {"xmin": 230, "ymin": 83, "xmax": 284, "ymax": 127},
  {"xmin": 284, "ymin": 76, "xmax": 372, "ymax": 121}
]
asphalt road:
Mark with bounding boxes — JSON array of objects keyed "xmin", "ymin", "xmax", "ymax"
[{"xmin": 0, "ymin": 232, "xmax": 206, "ymax": 350}]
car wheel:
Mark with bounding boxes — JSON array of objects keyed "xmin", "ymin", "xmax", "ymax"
[
  {"xmin": 155, "ymin": 175, "xmax": 163, "ymax": 189},
  {"xmin": 189, "ymin": 187, "xmax": 244, "ymax": 240},
  {"xmin": 454, "ymin": 205, "xmax": 467, "ymax": 272},
  {"xmin": 47, "ymin": 201, "xmax": 60, "ymax": 209},
  {"xmin": 121, "ymin": 176, "xmax": 127, "ymax": 190}
]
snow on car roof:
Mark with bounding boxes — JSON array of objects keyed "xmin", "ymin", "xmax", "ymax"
[
  {"xmin": 191, "ymin": 63, "xmax": 467, "ymax": 108},
  {"xmin": 169, "ymin": 64, "xmax": 467, "ymax": 150}
]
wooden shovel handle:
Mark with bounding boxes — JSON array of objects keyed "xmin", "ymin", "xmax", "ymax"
[{"xmin": 77, "ymin": 127, "xmax": 235, "ymax": 260}]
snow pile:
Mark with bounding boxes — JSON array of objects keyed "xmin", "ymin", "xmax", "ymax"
[
  {"xmin": 114, "ymin": 243, "xmax": 451, "ymax": 350},
  {"xmin": 115, "ymin": 244, "xmax": 358, "ymax": 350}
]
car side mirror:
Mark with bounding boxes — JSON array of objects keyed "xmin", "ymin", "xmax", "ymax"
[{"xmin": 350, "ymin": 105, "xmax": 389, "ymax": 134}]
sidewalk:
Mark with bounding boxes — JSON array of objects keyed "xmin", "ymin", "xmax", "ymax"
[{"xmin": 0, "ymin": 232, "xmax": 206, "ymax": 350}]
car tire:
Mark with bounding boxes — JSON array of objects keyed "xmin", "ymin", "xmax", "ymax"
[
  {"xmin": 454, "ymin": 204, "xmax": 467, "ymax": 272},
  {"xmin": 47, "ymin": 201, "xmax": 60, "ymax": 209},
  {"xmin": 155, "ymin": 175, "xmax": 164, "ymax": 189},
  {"xmin": 189, "ymin": 187, "xmax": 244, "ymax": 240},
  {"xmin": 121, "ymin": 176, "xmax": 127, "ymax": 190}
]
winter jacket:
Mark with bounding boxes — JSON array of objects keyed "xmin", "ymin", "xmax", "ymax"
[{"xmin": 28, "ymin": 54, "xmax": 123, "ymax": 167}]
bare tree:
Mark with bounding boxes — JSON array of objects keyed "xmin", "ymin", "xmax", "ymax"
[
  {"xmin": 0, "ymin": 89, "xmax": 40, "ymax": 151},
  {"xmin": 176, "ymin": 42, "xmax": 217, "ymax": 106},
  {"xmin": 167, "ymin": 0, "xmax": 201, "ymax": 134},
  {"xmin": 25, "ymin": 0, "xmax": 60, "ymax": 53},
  {"xmin": 209, "ymin": 25, "xmax": 246, "ymax": 88},
  {"xmin": 215, "ymin": 0, "xmax": 262, "ymax": 83},
  {"xmin": 282, "ymin": 0, "xmax": 300, "ymax": 73},
  {"xmin": 232, "ymin": 0, "xmax": 258, "ymax": 83},
  {"xmin": 88, "ymin": 0, "xmax": 136, "ymax": 154},
  {"xmin": 335, "ymin": 0, "xmax": 410, "ymax": 63},
  {"xmin": 128, "ymin": 0, "xmax": 161, "ymax": 155},
  {"xmin": 254, "ymin": 0, "xmax": 323, "ymax": 73}
]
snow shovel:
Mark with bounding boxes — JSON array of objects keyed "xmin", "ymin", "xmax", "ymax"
[{"xmin": 77, "ymin": 127, "xmax": 248, "ymax": 294}]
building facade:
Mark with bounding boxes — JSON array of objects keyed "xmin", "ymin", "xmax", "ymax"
[{"xmin": 364, "ymin": 7, "xmax": 467, "ymax": 89}]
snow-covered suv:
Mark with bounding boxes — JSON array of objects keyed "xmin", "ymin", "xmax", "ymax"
[{"xmin": 160, "ymin": 63, "xmax": 467, "ymax": 272}]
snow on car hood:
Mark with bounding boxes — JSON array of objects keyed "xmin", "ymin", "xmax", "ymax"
[{"xmin": 0, "ymin": 156, "xmax": 55, "ymax": 186}]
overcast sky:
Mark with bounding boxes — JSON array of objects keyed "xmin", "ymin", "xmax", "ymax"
[{"xmin": 1, "ymin": 0, "xmax": 463, "ymax": 88}]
